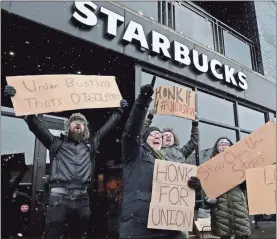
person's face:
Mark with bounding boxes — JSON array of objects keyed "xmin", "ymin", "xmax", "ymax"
[
  {"xmin": 69, "ymin": 120, "xmax": 86, "ymax": 141},
  {"xmin": 147, "ymin": 131, "xmax": 162, "ymax": 150},
  {"xmin": 69, "ymin": 120, "xmax": 85, "ymax": 134},
  {"xmin": 217, "ymin": 143, "xmax": 230, "ymax": 153},
  {"xmin": 162, "ymin": 131, "xmax": 174, "ymax": 147}
]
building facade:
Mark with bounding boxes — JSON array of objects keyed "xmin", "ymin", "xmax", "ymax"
[{"xmin": 1, "ymin": 1, "xmax": 276, "ymax": 238}]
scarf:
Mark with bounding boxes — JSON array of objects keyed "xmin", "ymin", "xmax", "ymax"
[{"xmin": 151, "ymin": 148, "xmax": 166, "ymax": 160}]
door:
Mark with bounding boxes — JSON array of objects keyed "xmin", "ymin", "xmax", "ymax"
[
  {"xmin": 1, "ymin": 110, "xmax": 37, "ymax": 238},
  {"xmin": 29, "ymin": 114, "xmax": 66, "ymax": 237}
]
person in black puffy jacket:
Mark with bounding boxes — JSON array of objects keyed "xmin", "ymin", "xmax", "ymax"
[{"xmin": 4, "ymin": 84, "xmax": 128, "ymax": 239}]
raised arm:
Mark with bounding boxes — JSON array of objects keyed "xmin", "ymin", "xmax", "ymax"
[
  {"xmin": 24, "ymin": 115, "xmax": 54, "ymax": 150},
  {"xmin": 4, "ymin": 85, "xmax": 54, "ymax": 150},
  {"xmin": 141, "ymin": 110, "xmax": 154, "ymax": 135},
  {"xmin": 91, "ymin": 99, "xmax": 128, "ymax": 150},
  {"xmin": 122, "ymin": 84, "xmax": 154, "ymax": 162},
  {"xmin": 180, "ymin": 114, "xmax": 200, "ymax": 158},
  {"xmin": 92, "ymin": 109, "xmax": 123, "ymax": 151}
]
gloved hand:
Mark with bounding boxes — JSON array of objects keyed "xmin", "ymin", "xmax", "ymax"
[
  {"xmin": 120, "ymin": 99, "xmax": 129, "ymax": 110},
  {"xmin": 147, "ymin": 110, "xmax": 154, "ymax": 120},
  {"xmin": 140, "ymin": 84, "xmax": 154, "ymax": 97},
  {"xmin": 4, "ymin": 85, "xmax": 16, "ymax": 98},
  {"xmin": 188, "ymin": 176, "xmax": 201, "ymax": 192},
  {"xmin": 205, "ymin": 196, "xmax": 217, "ymax": 205},
  {"xmin": 192, "ymin": 112, "xmax": 199, "ymax": 126}
]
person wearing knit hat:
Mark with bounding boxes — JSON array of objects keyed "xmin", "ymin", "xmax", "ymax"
[
  {"xmin": 205, "ymin": 137, "xmax": 251, "ymax": 239},
  {"xmin": 142, "ymin": 111, "xmax": 200, "ymax": 239},
  {"xmin": 4, "ymin": 84, "xmax": 129, "ymax": 239},
  {"xmin": 119, "ymin": 82, "xmax": 200, "ymax": 239}
]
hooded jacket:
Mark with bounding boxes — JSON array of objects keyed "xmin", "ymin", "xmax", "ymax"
[
  {"xmin": 206, "ymin": 137, "xmax": 251, "ymax": 238},
  {"xmin": 143, "ymin": 115, "xmax": 199, "ymax": 164},
  {"xmin": 24, "ymin": 110, "xmax": 122, "ymax": 189},
  {"xmin": 120, "ymin": 93, "xmax": 183, "ymax": 239}
]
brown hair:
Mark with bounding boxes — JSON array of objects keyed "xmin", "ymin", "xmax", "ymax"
[{"xmin": 162, "ymin": 128, "xmax": 180, "ymax": 146}]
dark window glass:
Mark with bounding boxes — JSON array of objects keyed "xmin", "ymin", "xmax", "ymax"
[
  {"xmin": 116, "ymin": 1, "xmax": 158, "ymax": 22},
  {"xmin": 174, "ymin": 3, "xmax": 214, "ymax": 49},
  {"xmin": 238, "ymin": 105, "xmax": 265, "ymax": 131},
  {"xmin": 223, "ymin": 30, "xmax": 253, "ymax": 69},
  {"xmin": 240, "ymin": 131, "xmax": 250, "ymax": 140},
  {"xmin": 141, "ymin": 71, "xmax": 196, "ymax": 164},
  {"xmin": 198, "ymin": 91, "xmax": 235, "ymax": 126},
  {"xmin": 198, "ymin": 123, "xmax": 237, "ymax": 164},
  {"xmin": 1, "ymin": 115, "xmax": 36, "ymax": 183}
]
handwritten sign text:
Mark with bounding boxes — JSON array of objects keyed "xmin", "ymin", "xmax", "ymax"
[
  {"xmin": 7, "ymin": 75, "xmax": 122, "ymax": 116},
  {"xmin": 147, "ymin": 160, "xmax": 197, "ymax": 231},
  {"xmin": 153, "ymin": 86, "xmax": 196, "ymax": 120},
  {"xmin": 197, "ymin": 121, "xmax": 276, "ymax": 198}
]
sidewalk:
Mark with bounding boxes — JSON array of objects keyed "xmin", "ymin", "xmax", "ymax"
[{"xmin": 250, "ymin": 221, "xmax": 276, "ymax": 239}]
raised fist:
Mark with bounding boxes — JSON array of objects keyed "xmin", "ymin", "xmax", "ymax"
[
  {"xmin": 4, "ymin": 85, "xmax": 16, "ymax": 98},
  {"xmin": 140, "ymin": 84, "xmax": 154, "ymax": 97},
  {"xmin": 192, "ymin": 112, "xmax": 200, "ymax": 126}
]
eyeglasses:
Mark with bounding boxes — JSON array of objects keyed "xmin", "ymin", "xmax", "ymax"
[{"xmin": 149, "ymin": 131, "xmax": 162, "ymax": 138}]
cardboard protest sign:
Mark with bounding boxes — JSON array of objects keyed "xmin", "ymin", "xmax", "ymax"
[
  {"xmin": 246, "ymin": 165, "xmax": 276, "ymax": 215},
  {"xmin": 147, "ymin": 160, "xmax": 197, "ymax": 232},
  {"xmin": 6, "ymin": 75, "xmax": 122, "ymax": 116},
  {"xmin": 153, "ymin": 85, "xmax": 196, "ymax": 120},
  {"xmin": 197, "ymin": 121, "xmax": 276, "ymax": 198}
]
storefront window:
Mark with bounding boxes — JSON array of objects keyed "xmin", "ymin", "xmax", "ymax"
[
  {"xmin": 238, "ymin": 105, "xmax": 265, "ymax": 131},
  {"xmin": 1, "ymin": 115, "xmax": 36, "ymax": 183},
  {"xmin": 174, "ymin": 3, "xmax": 214, "ymax": 49},
  {"xmin": 116, "ymin": 1, "xmax": 158, "ymax": 21},
  {"xmin": 240, "ymin": 131, "xmax": 250, "ymax": 140},
  {"xmin": 141, "ymin": 71, "xmax": 196, "ymax": 158},
  {"xmin": 198, "ymin": 123, "xmax": 237, "ymax": 164},
  {"xmin": 198, "ymin": 91, "xmax": 235, "ymax": 126},
  {"xmin": 223, "ymin": 30, "xmax": 253, "ymax": 69}
]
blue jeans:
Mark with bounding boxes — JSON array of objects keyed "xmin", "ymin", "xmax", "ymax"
[{"xmin": 44, "ymin": 188, "xmax": 90, "ymax": 239}]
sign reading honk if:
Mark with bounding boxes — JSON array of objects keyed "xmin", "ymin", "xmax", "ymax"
[
  {"xmin": 153, "ymin": 85, "xmax": 196, "ymax": 120},
  {"xmin": 7, "ymin": 75, "xmax": 122, "ymax": 116}
]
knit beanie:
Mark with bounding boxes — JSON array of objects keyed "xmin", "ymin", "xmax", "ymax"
[
  {"xmin": 64, "ymin": 113, "xmax": 90, "ymax": 140},
  {"xmin": 142, "ymin": 126, "xmax": 161, "ymax": 142}
]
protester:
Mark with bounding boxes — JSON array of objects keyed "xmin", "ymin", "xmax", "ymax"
[
  {"xmin": 143, "ymin": 110, "xmax": 200, "ymax": 238},
  {"xmin": 204, "ymin": 137, "xmax": 251, "ymax": 239},
  {"xmin": 120, "ymin": 83, "xmax": 200, "ymax": 239},
  {"xmin": 4, "ymin": 85, "xmax": 128, "ymax": 239}
]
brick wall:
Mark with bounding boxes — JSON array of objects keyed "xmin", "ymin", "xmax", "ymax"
[
  {"xmin": 231, "ymin": 2, "xmax": 264, "ymax": 76},
  {"xmin": 254, "ymin": 1, "xmax": 276, "ymax": 83}
]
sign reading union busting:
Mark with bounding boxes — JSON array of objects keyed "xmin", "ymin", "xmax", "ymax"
[
  {"xmin": 7, "ymin": 75, "xmax": 122, "ymax": 116},
  {"xmin": 147, "ymin": 160, "xmax": 197, "ymax": 232},
  {"xmin": 197, "ymin": 121, "xmax": 276, "ymax": 199}
]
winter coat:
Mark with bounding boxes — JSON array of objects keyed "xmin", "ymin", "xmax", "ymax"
[
  {"xmin": 120, "ymin": 93, "xmax": 184, "ymax": 239},
  {"xmin": 24, "ymin": 110, "xmax": 122, "ymax": 189},
  {"xmin": 161, "ymin": 124, "xmax": 199, "ymax": 164},
  {"xmin": 206, "ymin": 137, "xmax": 251, "ymax": 238}
]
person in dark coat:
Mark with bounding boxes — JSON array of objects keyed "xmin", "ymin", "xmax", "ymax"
[
  {"xmin": 4, "ymin": 85, "xmax": 128, "ymax": 239},
  {"xmin": 204, "ymin": 137, "xmax": 251, "ymax": 239},
  {"xmin": 142, "ymin": 111, "xmax": 200, "ymax": 238},
  {"xmin": 120, "ymin": 83, "xmax": 200, "ymax": 239}
]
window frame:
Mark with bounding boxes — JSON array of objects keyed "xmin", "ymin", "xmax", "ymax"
[{"xmin": 136, "ymin": 64, "xmax": 271, "ymax": 163}]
